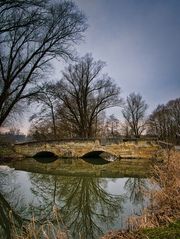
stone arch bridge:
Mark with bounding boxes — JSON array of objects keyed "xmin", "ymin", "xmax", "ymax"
[{"xmin": 14, "ymin": 138, "xmax": 161, "ymax": 161}]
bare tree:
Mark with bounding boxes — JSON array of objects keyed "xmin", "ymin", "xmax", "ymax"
[
  {"xmin": 28, "ymin": 119, "xmax": 54, "ymax": 141},
  {"xmin": 55, "ymin": 54, "xmax": 122, "ymax": 138},
  {"xmin": 28, "ymin": 82, "xmax": 76, "ymax": 140},
  {"xmin": 105, "ymin": 114, "xmax": 120, "ymax": 137},
  {"xmin": 122, "ymin": 93, "xmax": 148, "ymax": 137},
  {"xmin": 0, "ymin": 0, "xmax": 47, "ymax": 34},
  {"xmin": 28, "ymin": 83, "xmax": 58, "ymax": 138},
  {"xmin": 148, "ymin": 98, "xmax": 180, "ymax": 144},
  {"xmin": 0, "ymin": 0, "xmax": 87, "ymax": 127}
]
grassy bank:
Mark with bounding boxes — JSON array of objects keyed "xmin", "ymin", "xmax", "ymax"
[
  {"xmin": 0, "ymin": 143, "xmax": 16, "ymax": 162},
  {"xmin": 102, "ymin": 220, "xmax": 180, "ymax": 239},
  {"xmin": 141, "ymin": 220, "xmax": 180, "ymax": 239},
  {"xmin": 102, "ymin": 151, "xmax": 180, "ymax": 239},
  {"xmin": 0, "ymin": 142, "xmax": 24, "ymax": 163}
]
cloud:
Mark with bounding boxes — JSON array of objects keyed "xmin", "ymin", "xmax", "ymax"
[{"xmin": 74, "ymin": 0, "xmax": 180, "ymax": 112}]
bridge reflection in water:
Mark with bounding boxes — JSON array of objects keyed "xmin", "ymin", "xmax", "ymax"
[
  {"xmin": 33, "ymin": 150, "xmax": 116, "ymax": 165},
  {"xmin": 34, "ymin": 151, "xmax": 58, "ymax": 163},
  {"xmin": 0, "ymin": 161, "xmax": 150, "ymax": 239},
  {"xmin": 82, "ymin": 150, "xmax": 117, "ymax": 164},
  {"xmin": 8, "ymin": 156, "xmax": 151, "ymax": 178}
]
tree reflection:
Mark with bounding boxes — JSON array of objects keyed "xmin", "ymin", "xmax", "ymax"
[
  {"xmin": 0, "ymin": 171, "xmax": 28, "ymax": 239},
  {"xmin": 0, "ymin": 192, "xmax": 23, "ymax": 239},
  {"xmin": 29, "ymin": 174, "xmax": 58, "ymax": 219},
  {"xmin": 29, "ymin": 174, "xmax": 124, "ymax": 239},
  {"xmin": 0, "ymin": 168, "xmax": 150, "ymax": 239},
  {"xmin": 124, "ymin": 178, "xmax": 149, "ymax": 206},
  {"xmin": 59, "ymin": 177, "xmax": 123, "ymax": 239}
]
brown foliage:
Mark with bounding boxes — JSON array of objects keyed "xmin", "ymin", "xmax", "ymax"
[
  {"xmin": 101, "ymin": 230, "xmax": 147, "ymax": 239},
  {"xmin": 102, "ymin": 151, "xmax": 180, "ymax": 238},
  {"xmin": 133, "ymin": 151, "xmax": 180, "ymax": 229}
]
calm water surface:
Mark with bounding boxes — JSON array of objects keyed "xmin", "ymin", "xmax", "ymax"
[{"xmin": 0, "ymin": 158, "xmax": 151, "ymax": 239}]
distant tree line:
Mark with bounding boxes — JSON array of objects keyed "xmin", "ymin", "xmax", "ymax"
[
  {"xmin": 148, "ymin": 98, "xmax": 180, "ymax": 144},
  {"xmin": 28, "ymin": 72, "xmax": 180, "ymax": 144},
  {"xmin": 0, "ymin": 127, "xmax": 27, "ymax": 143}
]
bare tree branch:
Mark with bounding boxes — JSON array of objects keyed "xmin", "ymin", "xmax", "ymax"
[
  {"xmin": 0, "ymin": 0, "xmax": 87, "ymax": 126},
  {"xmin": 55, "ymin": 54, "xmax": 122, "ymax": 138},
  {"xmin": 122, "ymin": 92, "xmax": 148, "ymax": 137}
]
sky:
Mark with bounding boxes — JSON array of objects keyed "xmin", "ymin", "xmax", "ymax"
[
  {"xmin": 73, "ymin": 0, "xmax": 180, "ymax": 108},
  {"xmin": 23, "ymin": 0, "xmax": 180, "ymax": 134}
]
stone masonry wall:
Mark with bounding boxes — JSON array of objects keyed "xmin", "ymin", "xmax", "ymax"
[{"xmin": 14, "ymin": 140, "xmax": 161, "ymax": 159}]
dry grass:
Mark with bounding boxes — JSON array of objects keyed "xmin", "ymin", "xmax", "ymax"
[
  {"xmin": 11, "ymin": 205, "xmax": 69, "ymax": 239},
  {"xmin": 14, "ymin": 221, "xmax": 68, "ymax": 239},
  {"xmin": 132, "ymin": 151, "xmax": 180, "ymax": 228},
  {"xmin": 102, "ymin": 150, "xmax": 180, "ymax": 239},
  {"xmin": 101, "ymin": 230, "xmax": 143, "ymax": 239}
]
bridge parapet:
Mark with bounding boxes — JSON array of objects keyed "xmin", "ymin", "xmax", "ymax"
[{"xmin": 14, "ymin": 139, "xmax": 161, "ymax": 160}]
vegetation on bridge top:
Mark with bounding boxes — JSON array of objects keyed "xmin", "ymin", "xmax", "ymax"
[{"xmin": 14, "ymin": 136, "xmax": 158, "ymax": 145}]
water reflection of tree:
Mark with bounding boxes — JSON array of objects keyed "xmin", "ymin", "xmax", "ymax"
[
  {"xmin": 29, "ymin": 174, "xmax": 58, "ymax": 218},
  {"xmin": 59, "ymin": 177, "xmax": 124, "ymax": 239},
  {"xmin": 124, "ymin": 178, "xmax": 149, "ymax": 205},
  {"xmin": 0, "ymin": 192, "xmax": 23, "ymax": 239},
  {"xmin": 30, "ymin": 174, "xmax": 124, "ymax": 239},
  {"xmin": 0, "ymin": 171, "xmax": 28, "ymax": 239}
]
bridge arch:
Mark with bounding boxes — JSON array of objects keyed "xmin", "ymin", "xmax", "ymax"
[
  {"xmin": 33, "ymin": 151, "xmax": 58, "ymax": 162},
  {"xmin": 81, "ymin": 150, "xmax": 118, "ymax": 162},
  {"xmin": 13, "ymin": 139, "xmax": 160, "ymax": 160},
  {"xmin": 82, "ymin": 150, "xmax": 104, "ymax": 158}
]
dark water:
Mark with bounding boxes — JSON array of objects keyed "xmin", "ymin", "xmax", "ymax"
[{"xmin": 0, "ymin": 158, "xmax": 151, "ymax": 239}]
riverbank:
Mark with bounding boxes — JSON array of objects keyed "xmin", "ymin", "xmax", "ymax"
[
  {"xmin": 102, "ymin": 220, "xmax": 180, "ymax": 239},
  {"xmin": 101, "ymin": 151, "xmax": 180, "ymax": 239},
  {"xmin": 0, "ymin": 143, "xmax": 22, "ymax": 163}
]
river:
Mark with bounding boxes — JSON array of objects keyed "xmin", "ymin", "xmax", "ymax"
[{"xmin": 0, "ymin": 157, "xmax": 152, "ymax": 239}]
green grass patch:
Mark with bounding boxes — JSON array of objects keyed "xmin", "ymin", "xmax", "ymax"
[{"xmin": 141, "ymin": 221, "xmax": 180, "ymax": 239}]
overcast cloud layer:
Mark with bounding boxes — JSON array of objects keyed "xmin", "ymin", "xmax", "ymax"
[
  {"xmin": 20, "ymin": 0, "xmax": 180, "ymax": 133},
  {"xmin": 72, "ymin": 0, "xmax": 180, "ymax": 113}
]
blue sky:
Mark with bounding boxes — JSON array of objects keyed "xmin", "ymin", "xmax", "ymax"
[{"xmin": 72, "ymin": 0, "xmax": 180, "ymax": 112}]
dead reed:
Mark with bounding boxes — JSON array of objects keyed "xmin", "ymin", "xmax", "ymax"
[
  {"xmin": 132, "ymin": 151, "xmax": 180, "ymax": 229},
  {"xmin": 11, "ymin": 205, "xmax": 69, "ymax": 239},
  {"xmin": 102, "ymin": 150, "xmax": 180, "ymax": 239}
]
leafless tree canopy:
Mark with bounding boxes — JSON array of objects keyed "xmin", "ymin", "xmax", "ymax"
[
  {"xmin": 122, "ymin": 92, "xmax": 148, "ymax": 137},
  {"xmin": 148, "ymin": 98, "xmax": 180, "ymax": 143},
  {"xmin": 0, "ymin": 0, "xmax": 87, "ymax": 127},
  {"xmin": 28, "ymin": 83, "xmax": 58, "ymax": 138},
  {"xmin": 0, "ymin": 0, "xmax": 47, "ymax": 33},
  {"xmin": 53, "ymin": 54, "xmax": 122, "ymax": 138}
]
